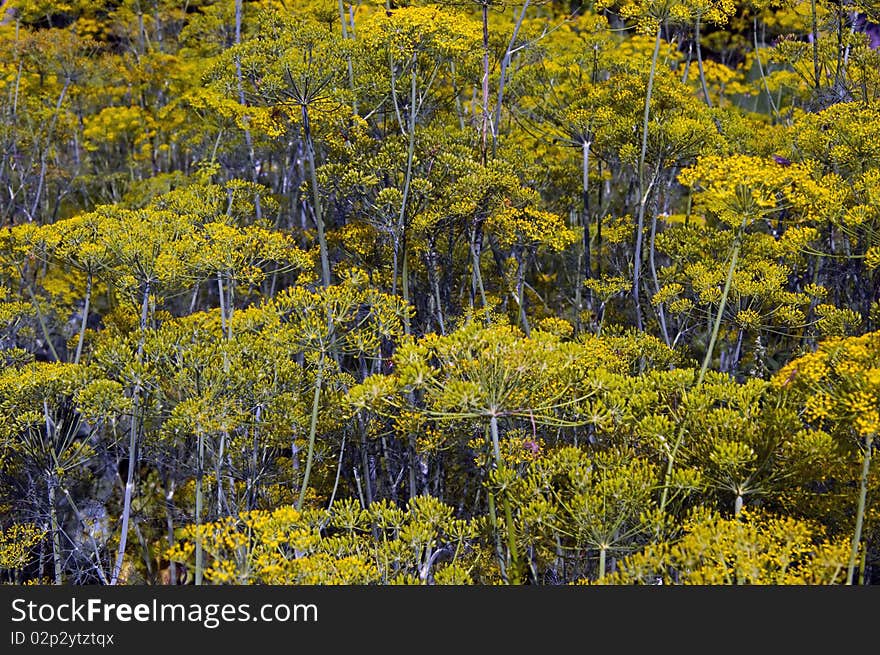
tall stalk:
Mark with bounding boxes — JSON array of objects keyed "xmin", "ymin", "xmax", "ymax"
[
  {"xmin": 491, "ymin": 0, "xmax": 531, "ymax": 158},
  {"xmin": 649, "ymin": 164, "xmax": 670, "ymax": 345},
  {"xmin": 297, "ymin": 352, "xmax": 326, "ymax": 510},
  {"xmin": 810, "ymin": 0, "xmax": 821, "ymax": 90},
  {"xmin": 302, "ymin": 106, "xmax": 331, "ymax": 288},
  {"xmin": 30, "ymin": 78, "xmax": 70, "ymax": 223},
  {"xmin": 694, "ymin": 14, "xmax": 712, "ymax": 107},
  {"xmin": 23, "ymin": 279, "xmax": 60, "ymax": 362},
  {"xmin": 402, "ymin": 246, "xmax": 411, "ymax": 335},
  {"xmin": 54, "ymin": 471, "xmax": 110, "ymax": 585},
  {"xmin": 658, "ymin": 216, "xmax": 746, "ymax": 516},
  {"xmin": 195, "ymin": 428, "xmax": 205, "ymax": 585},
  {"xmin": 427, "ymin": 242, "xmax": 446, "ymax": 334},
  {"xmin": 215, "ymin": 431, "xmax": 228, "ymax": 516},
  {"xmin": 110, "ymin": 279, "xmax": 151, "ymax": 585},
  {"xmin": 847, "ymin": 433, "xmax": 873, "ymax": 585},
  {"xmin": 338, "ymin": 0, "xmax": 358, "ymax": 116},
  {"xmin": 698, "ymin": 218, "xmax": 746, "ymax": 381},
  {"xmin": 490, "ymin": 414, "xmax": 520, "ymax": 583},
  {"xmin": 234, "ymin": 0, "xmax": 258, "ymax": 182},
  {"xmin": 217, "ymin": 272, "xmax": 227, "ymax": 336},
  {"xmin": 753, "ymin": 17, "xmax": 781, "ymax": 122},
  {"xmin": 163, "ymin": 475, "xmax": 177, "ymax": 585},
  {"xmin": 486, "ymin": 487, "xmax": 507, "ymax": 581},
  {"xmin": 471, "ymin": 225, "xmax": 490, "ymax": 319},
  {"xmin": 326, "ymin": 430, "xmax": 347, "ymax": 511},
  {"xmin": 73, "ymin": 271, "xmax": 92, "ymax": 364},
  {"xmin": 47, "ymin": 475, "xmax": 62, "ymax": 584},
  {"xmin": 394, "ymin": 55, "xmax": 417, "ymax": 315},
  {"xmin": 480, "ymin": 1, "xmax": 490, "ymax": 166},
  {"xmin": 582, "ymin": 140, "xmax": 593, "ymax": 286},
  {"xmin": 515, "ymin": 250, "xmax": 530, "ymax": 336},
  {"xmin": 633, "ymin": 23, "xmax": 663, "ymax": 331}
]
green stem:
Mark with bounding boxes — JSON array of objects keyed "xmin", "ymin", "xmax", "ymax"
[
  {"xmin": 326, "ymin": 430, "xmax": 347, "ymax": 512},
  {"xmin": 74, "ymin": 272, "xmax": 92, "ymax": 364},
  {"xmin": 234, "ymin": 0, "xmax": 257, "ymax": 182},
  {"xmin": 472, "ymin": 227, "xmax": 490, "ymax": 321},
  {"xmin": 402, "ymin": 246, "xmax": 411, "ymax": 336},
  {"xmin": 110, "ymin": 280, "xmax": 150, "ymax": 585},
  {"xmin": 659, "ymin": 217, "xmax": 746, "ymax": 517},
  {"xmin": 480, "ymin": 2, "xmax": 489, "ymax": 165},
  {"xmin": 810, "ymin": 0, "xmax": 821, "ymax": 89},
  {"xmin": 337, "ymin": 0, "xmax": 358, "ymax": 116},
  {"xmin": 487, "ymin": 489, "xmax": 507, "ymax": 583},
  {"xmin": 48, "ymin": 476, "xmax": 62, "ymax": 584},
  {"xmin": 490, "ymin": 414, "xmax": 502, "ymax": 468},
  {"xmin": 395, "ymin": 56, "xmax": 416, "ymax": 327},
  {"xmin": 633, "ymin": 23, "xmax": 663, "ymax": 331},
  {"xmin": 164, "ymin": 478, "xmax": 177, "ymax": 584},
  {"xmin": 52, "ymin": 469, "xmax": 110, "ymax": 584},
  {"xmin": 516, "ymin": 251, "xmax": 529, "ymax": 336},
  {"xmin": 217, "ymin": 272, "xmax": 227, "ymax": 336},
  {"xmin": 695, "ymin": 15, "xmax": 713, "ymax": 108},
  {"xmin": 297, "ymin": 353, "xmax": 325, "ymax": 510},
  {"xmin": 699, "ymin": 219, "xmax": 745, "ymax": 381},
  {"xmin": 847, "ymin": 433, "xmax": 872, "ymax": 585},
  {"xmin": 303, "ymin": 105, "xmax": 330, "ymax": 288},
  {"xmin": 489, "ymin": 414, "xmax": 518, "ymax": 583},
  {"xmin": 753, "ymin": 17, "xmax": 781, "ymax": 122},
  {"xmin": 503, "ymin": 492, "xmax": 519, "ymax": 584},
  {"xmin": 582, "ymin": 140, "xmax": 592, "ymax": 284},
  {"xmin": 491, "ymin": 0, "xmax": 530, "ymax": 158},
  {"xmin": 195, "ymin": 429, "xmax": 204, "ymax": 585},
  {"xmin": 24, "ymin": 279, "xmax": 60, "ymax": 362}
]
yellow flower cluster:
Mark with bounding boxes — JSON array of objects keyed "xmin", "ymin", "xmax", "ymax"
[
  {"xmin": 0, "ymin": 523, "xmax": 45, "ymax": 570},
  {"xmin": 775, "ymin": 331, "xmax": 880, "ymax": 438},
  {"xmin": 610, "ymin": 509, "xmax": 849, "ymax": 585},
  {"xmin": 803, "ymin": 392, "xmax": 833, "ymax": 421},
  {"xmin": 166, "ymin": 499, "xmax": 479, "ymax": 585}
]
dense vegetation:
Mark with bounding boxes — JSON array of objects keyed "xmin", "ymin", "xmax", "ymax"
[{"xmin": 0, "ymin": 0, "xmax": 879, "ymax": 586}]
